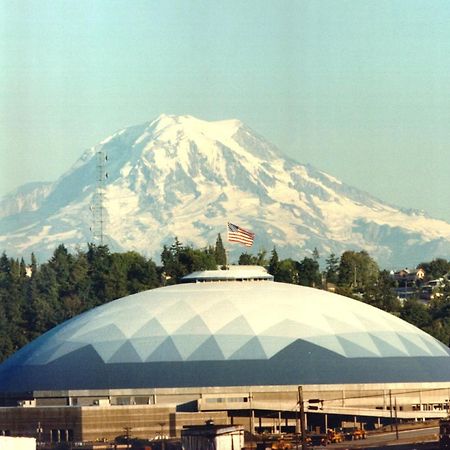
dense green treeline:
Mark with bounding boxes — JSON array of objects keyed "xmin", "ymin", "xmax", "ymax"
[{"xmin": 1, "ymin": 237, "xmax": 450, "ymax": 363}]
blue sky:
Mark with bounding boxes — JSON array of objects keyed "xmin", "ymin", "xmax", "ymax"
[{"xmin": 2, "ymin": 0, "xmax": 450, "ymax": 221}]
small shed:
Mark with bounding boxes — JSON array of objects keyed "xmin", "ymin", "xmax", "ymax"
[{"xmin": 181, "ymin": 421, "xmax": 244, "ymax": 450}]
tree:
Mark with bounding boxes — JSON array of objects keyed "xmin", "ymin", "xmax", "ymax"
[
  {"xmin": 312, "ymin": 247, "xmax": 320, "ymax": 262},
  {"xmin": 418, "ymin": 258, "xmax": 450, "ymax": 281},
  {"xmin": 49, "ymin": 244, "xmax": 73, "ymax": 294},
  {"xmin": 238, "ymin": 250, "xmax": 267, "ymax": 266},
  {"xmin": 120, "ymin": 252, "xmax": 159, "ymax": 294},
  {"xmin": 86, "ymin": 244, "xmax": 114, "ymax": 306},
  {"xmin": 297, "ymin": 257, "xmax": 321, "ymax": 288},
  {"xmin": 214, "ymin": 234, "xmax": 227, "ymax": 266},
  {"xmin": 268, "ymin": 248, "xmax": 280, "ymax": 276},
  {"xmin": 162, "ymin": 239, "xmax": 217, "ymax": 283},
  {"xmin": 337, "ymin": 250, "xmax": 379, "ymax": 291},
  {"xmin": 31, "ymin": 264, "xmax": 60, "ymax": 333},
  {"xmin": 274, "ymin": 259, "xmax": 299, "ymax": 284},
  {"xmin": 178, "ymin": 247, "xmax": 217, "ymax": 274},
  {"xmin": 401, "ymin": 299, "xmax": 431, "ymax": 329},
  {"xmin": 363, "ymin": 270, "xmax": 400, "ymax": 312},
  {"xmin": 324, "ymin": 253, "xmax": 339, "ymax": 285}
]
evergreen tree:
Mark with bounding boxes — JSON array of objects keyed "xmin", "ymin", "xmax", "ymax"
[
  {"xmin": 214, "ymin": 234, "xmax": 227, "ymax": 266},
  {"xmin": 49, "ymin": 244, "xmax": 73, "ymax": 296},
  {"xmin": 312, "ymin": 247, "xmax": 320, "ymax": 262},
  {"xmin": 238, "ymin": 250, "xmax": 267, "ymax": 266},
  {"xmin": 324, "ymin": 253, "xmax": 339, "ymax": 285},
  {"xmin": 0, "ymin": 254, "xmax": 28, "ymax": 353},
  {"xmin": 401, "ymin": 298, "xmax": 431, "ymax": 329},
  {"xmin": 274, "ymin": 259, "xmax": 299, "ymax": 284},
  {"xmin": 238, "ymin": 252, "xmax": 254, "ymax": 265},
  {"xmin": 87, "ymin": 244, "xmax": 114, "ymax": 306},
  {"xmin": 30, "ymin": 252, "xmax": 38, "ymax": 275},
  {"xmin": 297, "ymin": 257, "xmax": 321, "ymax": 288},
  {"xmin": 418, "ymin": 258, "xmax": 450, "ymax": 281},
  {"xmin": 268, "ymin": 247, "xmax": 280, "ymax": 276},
  {"xmin": 34, "ymin": 264, "xmax": 59, "ymax": 330},
  {"xmin": 161, "ymin": 238, "xmax": 186, "ymax": 283},
  {"xmin": 363, "ymin": 270, "xmax": 400, "ymax": 312}
]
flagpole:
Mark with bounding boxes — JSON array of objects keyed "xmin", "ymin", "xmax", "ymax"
[{"xmin": 225, "ymin": 222, "xmax": 229, "ymax": 269}]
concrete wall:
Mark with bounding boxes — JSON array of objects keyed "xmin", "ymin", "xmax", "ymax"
[
  {"xmin": 0, "ymin": 436, "xmax": 36, "ymax": 450},
  {"xmin": 0, "ymin": 406, "xmax": 229, "ymax": 443}
]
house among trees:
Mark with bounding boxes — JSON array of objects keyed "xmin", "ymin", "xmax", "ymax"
[
  {"xmin": 392, "ymin": 268, "xmax": 426, "ymax": 285},
  {"xmin": 391, "ymin": 268, "xmax": 426, "ymax": 300}
]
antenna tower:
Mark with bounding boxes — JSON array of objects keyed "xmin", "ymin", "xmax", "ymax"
[{"xmin": 91, "ymin": 147, "xmax": 108, "ymax": 245}]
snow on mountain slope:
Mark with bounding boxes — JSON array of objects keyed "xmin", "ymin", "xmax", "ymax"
[{"xmin": 1, "ymin": 114, "xmax": 450, "ymax": 267}]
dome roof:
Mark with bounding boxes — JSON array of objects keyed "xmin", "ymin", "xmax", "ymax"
[{"xmin": 1, "ymin": 280, "xmax": 450, "ymax": 391}]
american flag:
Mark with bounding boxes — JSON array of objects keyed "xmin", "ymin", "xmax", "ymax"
[{"xmin": 227, "ymin": 222, "xmax": 255, "ymax": 247}]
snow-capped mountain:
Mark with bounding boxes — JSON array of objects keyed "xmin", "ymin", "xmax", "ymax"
[{"xmin": 1, "ymin": 114, "xmax": 450, "ymax": 268}]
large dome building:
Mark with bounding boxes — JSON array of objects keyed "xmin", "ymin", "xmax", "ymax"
[
  {"xmin": 1, "ymin": 266, "xmax": 450, "ymax": 443},
  {"xmin": 1, "ymin": 268, "xmax": 450, "ymax": 391}
]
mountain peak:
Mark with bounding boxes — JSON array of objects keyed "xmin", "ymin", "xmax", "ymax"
[
  {"xmin": 2, "ymin": 114, "xmax": 450, "ymax": 267},
  {"xmin": 148, "ymin": 114, "xmax": 244, "ymax": 142}
]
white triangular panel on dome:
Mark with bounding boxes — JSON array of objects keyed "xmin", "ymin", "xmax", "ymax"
[
  {"xmin": 323, "ymin": 314, "xmax": 365, "ymax": 335},
  {"xmin": 261, "ymin": 319, "xmax": 322, "ymax": 340},
  {"xmin": 128, "ymin": 336, "xmax": 167, "ymax": 361},
  {"xmin": 113, "ymin": 307, "xmax": 155, "ymax": 338},
  {"xmin": 216, "ymin": 315, "xmax": 255, "ymax": 336},
  {"xmin": 146, "ymin": 337, "xmax": 183, "ymax": 362},
  {"xmin": 108, "ymin": 340, "xmax": 142, "ymax": 363},
  {"xmin": 132, "ymin": 318, "xmax": 168, "ymax": 339},
  {"xmin": 258, "ymin": 335, "xmax": 297, "ymax": 358},
  {"xmin": 334, "ymin": 332, "xmax": 382, "ymax": 357},
  {"xmin": 307, "ymin": 334, "xmax": 348, "ymax": 357},
  {"xmin": 173, "ymin": 315, "xmax": 211, "ymax": 336},
  {"xmin": 369, "ymin": 334, "xmax": 409, "ymax": 357},
  {"xmin": 372, "ymin": 331, "xmax": 410, "ymax": 356},
  {"xmin": 297, "ymin": 309, "xmax": 334, "ymax": 334},
  {"xmin": 188, "ymin": 336, "xmax": 225, "ymax": 361},
  {"xmin": 200, "ymin": 301, "xmax": 245, "ymax": 333},
  {"xmin": 44, "ymin": 341, "xmax": 88, "ymax": 364},
  {"xmin": 336, "ymin": 335, "xmax": 380, "ymax": 358},
  {"xmin": 155, "ymin": 301, "xmax": 197, "ymax": 334},
  {"xmin": 243, "ymin": 305, "xmax": 291, "ymax": 335},
  {"xmin": 214, "ymin": 334, "xmax": 255, "ymax": 359},
  {"xmin": 229, "ymin": 336, "xmax": 267, "ymax": 360},
  {"xmin": 72, "ymin": 323, "xmax": 127, "ymax": 344},
  {"xmin": 352, "ymin": 312, "xmax": 393, "ymax": 334},
  {"xmin": 398, "ymin": 333, "xmax": 436, "ymax": 356},
  {"xmin": 93, "ymin": 340, "xmax": 128, "ymax": 362},
  {"xmin": 171, "ymin": 334, "xmax": 211, "ymax": 360},
  {"xmin": 417, "ymin": 334, "xmax": 450, "ymax": 356}
]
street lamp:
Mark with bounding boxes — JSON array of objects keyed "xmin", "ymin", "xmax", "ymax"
[
  {"xmin": 123, "ymin": 427, "xmax": 132, "ymax": 450},
  {"xmin": 36, "ymin": 422, "xmax": 43, "ymax": 446}
]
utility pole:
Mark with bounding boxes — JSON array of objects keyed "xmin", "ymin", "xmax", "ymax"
[
  {"xmin": 394, "ymin": 397, "xmax": 399, "ymax": 440},
  {"xmin": 249, "ymin": 392, "xmax": 254, "ymax": 437},
  {"xmin": 298, "ymin": 386, "xmax": 307, "ymax": 450},
  {"xmin": 389, "ymin": 390, "xmax": 393, "ymax": 432}
]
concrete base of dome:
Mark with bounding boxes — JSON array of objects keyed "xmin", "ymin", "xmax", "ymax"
[{"xmin": 1, "ymin": 381, "xmax": 449, "ymax": 443}]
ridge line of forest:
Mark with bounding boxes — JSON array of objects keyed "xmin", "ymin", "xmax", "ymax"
[{"xmin": 1, "ymin": 234, "xmax": 449, "ymax": 362}]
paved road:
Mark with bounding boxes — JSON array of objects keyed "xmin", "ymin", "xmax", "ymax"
[{"xmin": 310, "ymin": 425, "xmax": 440, "ymax": 449}]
